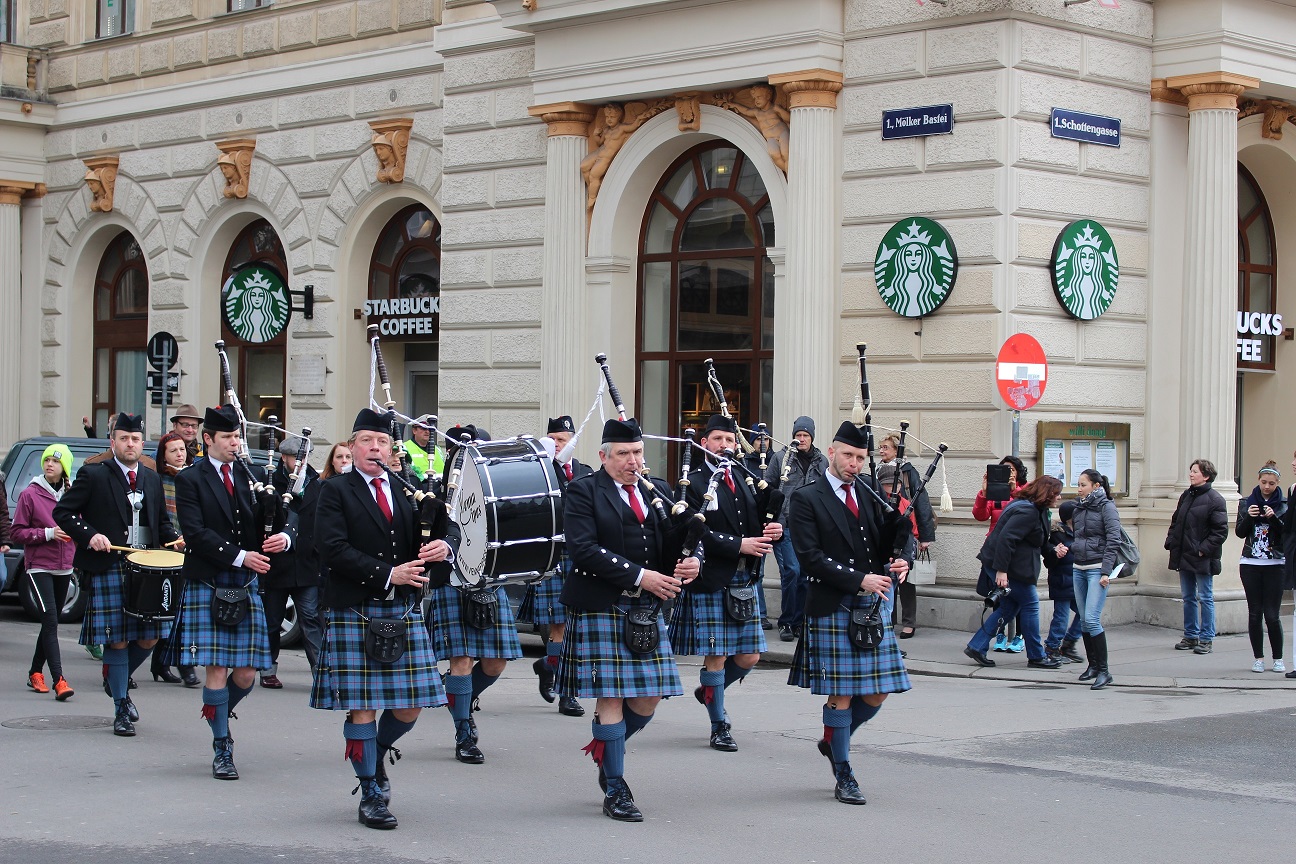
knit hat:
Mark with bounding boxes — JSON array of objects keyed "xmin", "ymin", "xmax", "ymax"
[
  {"xmin": 792, "ymin": 415, "xmax": 816, "ymax": 440},
  {"xmin": 42, "ymin": 443, "xmax": 73, "ymax": 480}
]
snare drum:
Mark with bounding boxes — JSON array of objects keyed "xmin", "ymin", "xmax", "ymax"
[
  {"xmin": 449, "ymin": 437, "xmax": 563, "ymax": 589},
  {"xmin": 122, "ymin": 549, "xmax": 185, "ymax": 622}
]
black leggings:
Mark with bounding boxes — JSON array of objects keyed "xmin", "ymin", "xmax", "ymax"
[
  {"xmin": 28, "ymin": 570, "xmax": 71, "ymax": 680},
  {"xmin": 1239, "ymin": 563, "xmax": 1284, "ymax": 659}
]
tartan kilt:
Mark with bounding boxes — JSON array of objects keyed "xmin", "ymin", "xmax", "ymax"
[
  {"xmin": 669, "ymin": 572, "xmax": 768, "ymax": 657},
  {"xmin": 426, "ymin": 584, "xmax": 523, "ymax": 660},
  {"xmin": 556, "ymin": 603, "xmax": 683, "ymax": 700},
  {"xmin": 160, "ymin": 575, "xmax": 273, "ymax": 670},
  {"xmin": 788, "ymin": 593, "xmax": 911, "ymax": 697},
  {"xmin": 78, "ymin": 562, "xmax": 170, "ymax": 645},
  {"xmin": 517, "ymin": 556, "xmax": 570, "ymax": 626},
  {"xmin": 311, "ymin": 601, "xmax": 447, "ymax": 711}
]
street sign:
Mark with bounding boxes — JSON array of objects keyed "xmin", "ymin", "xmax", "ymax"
[
  {"xmin": 146, "ymin": 370, "xmax": 180, "ymax": 392},
  {"xmin": 146, "ymin": 331, "xmax": 179, "ymax": 370},
  {"xmin": 882, "ymin": 104, "xmax": 954, "ymax": 140},
  {"xmin": 996, "ymin": 334, "xmax": 1048, "ymax": 410},
  {"xmin": 1049, "ymin": 108, "xmax": 1121, "ymax": 147}
]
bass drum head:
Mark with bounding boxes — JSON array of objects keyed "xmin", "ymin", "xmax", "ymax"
[
  {"xmin": 451, "ymin": 444, "xmax": 490, "ymax": 588},
  {"xmin": 122, "ymin": 556, "xmax": 181, "ymax": 621}
]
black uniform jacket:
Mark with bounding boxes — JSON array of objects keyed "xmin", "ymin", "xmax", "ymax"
[
  {"xmin": 265, "ymin": 462, "xmax": 322, "ymax": 589},
  {"xmin": 684, "ymin": 461, "xmax": 760, "ymax": 592},
  {"xmin": 175, "ymin": 457, "xmax": 291, "ymax": 586},
  {"xmin": 789, "ymin": 472, "xmax": 912, "ymax": 618},
  {"xmin": 315, "ymin": 467, "xmax": 458, "ymax": 609},
  {"xmin": 54, "ymin": 459, "xmax": 179, "ymax": 574}
]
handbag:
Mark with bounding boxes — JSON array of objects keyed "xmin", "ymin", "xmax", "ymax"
[
  {"xmin": 1111, "ymin": 526, "xmax": 1140, "ymax": 577},
  {"xmin": 364, "ymin": 618, "xmax": 409, "ymax": 665},
  {"xmin": 623, "ymin": 601, "xmax": 662, "ymax": 655},
  {"xmin": 210, "ymin": 586, "xmax": 250, "ymax": 628},
  {"xmin": 723, "ymin": 583, "xmax": 758, "ymax": 622},
  {"xmin": 909, "ymin": 547, "xmax": 937, "ymax": 585},
  {"xmin": 462, "ymin": 588, "xmax": 499, "ymax": 630},
  {"xmin": 845, "ymin": 597, "xmax": 886, "ymax": 651}
]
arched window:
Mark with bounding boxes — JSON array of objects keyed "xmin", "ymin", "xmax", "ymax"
[
  {"xmin": 1238, "ymin": 165, "xmax": 1277, "ymax": 371},
  {"xmin": 369, "ymin": 205, "xmax": 442, "ymax": 418},
  {"xmin": 222, "ymin": 219, "xmax": 288, "ymax": 446},
  {"xmin": 92, "ymin": 232, "xmax": 149, "ymax": 433},
  {"xmin": 637, "ymin": 143, "xmax": 775, "ymax": 475}
]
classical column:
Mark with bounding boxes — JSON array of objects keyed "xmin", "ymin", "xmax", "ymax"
[
  {"xmin": 1166, "ymin": 73, "xmax": 1259, "ymax": 493},
  {"xmin": 528, "ymin": 101, "xmax": 596, "ymax": 422},
  {"xmin": 0, "ymin": 183, "xmax": 29, "ymax": 445},
  {"xmin": 767, "ymin": 70, "xmax": 843, "ymax": 434}
]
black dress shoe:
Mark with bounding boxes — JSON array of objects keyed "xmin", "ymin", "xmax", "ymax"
[
  {"xmin": 709, "ymin": 721, "xmax": 738, "ymax": 752},
  {"xmin": 833, "ymin": 765, "xmax": 867, "ymax": 805},
  {"xmin": 963, "ymin": 647, "xmax": 995, "ymax": 668},
  {"xmin": 180, "ymin": 666, "xmax": 200, "ymax": 688},
  {"xmin": 455, "ymin": 734, "xmax": 484, "ymax": 765},
  {"xmin": 760, "ymin": 617, "xmax": 773, "ymax": 631},
  {"xmin": 602, "ymin": 781, "xmax": 643, "ymax": 822},
  {"xmin": 558, "ymin": 695, "xmax": 584, "ymax": 717},
  {"xmin": 532, "ymin": 657, "xmax": 557, "ymax": 704},
  {"xmin": 113, "ymin": 705, "xmax": 136, "ymax": 737},
  {"xmin": 124, "ymin": 696, "xmax": 139, "ymax": 722},
  {"xmin": 128, "ymin": 677, "xmax": 137, "ymax": 690},
  {"xmin": 1027, "ymin": 657, "xmax": 1062, "ymax": 669},
  {"xmin": 779, "ymin": 625, "xmax": 795, "ymax": 642},
  {"xmin": 151, "ymin": 664, "xmax": 182, "ymax": 684},
  {"xmin": 212, "ymin": 737, "xmax": 239, "ymax": 780},
  {"xmin": 356, "ymin": 780, "xmax": 398, "ymax": 829},
  {"xmin": 1090, "ymin": 670, "xmax": 1113, "ymax": 690}
]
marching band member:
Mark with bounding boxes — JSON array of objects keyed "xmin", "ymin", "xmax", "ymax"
[
  {"xmin": 54, "ymin": 413, "xmax": 180, "ymax": 736},
  {"xmin": 674, "ymin": 414, "xmax": 779, "ymax": 751},
  {"xmin": 311, "ymin": 408, "xmax": 453, "ymax": 830}
]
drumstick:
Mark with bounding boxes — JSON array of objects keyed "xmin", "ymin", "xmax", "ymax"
[
  {"xmin": 164, "ymin": 537, "xmax": 184, "ymax": 548},
  {"xmin": 106, "ymin": 544, "xmax": 183, "ymax": 553}
]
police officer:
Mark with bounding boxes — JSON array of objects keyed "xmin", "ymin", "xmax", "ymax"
[{"xmin": 403, "ymin": 415, "xmax": 444, "ymax": 488}]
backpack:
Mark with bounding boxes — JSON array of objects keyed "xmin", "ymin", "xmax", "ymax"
[{"xmin": 1111, "ymin": 522, "xmax": 1140, "ymax": 578}]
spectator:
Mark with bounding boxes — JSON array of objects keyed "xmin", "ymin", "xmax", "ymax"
[
  {"xmin": 1041, "ymin": 500, "xmax": 1083, "ymax": 665},
  {"xmin": 403, "ymin": 416, "xmax": 445, "ymax": 486},
  {"xmin": 1235, "ymin": 461, "xmax": 1286, "ymax": 673},
  {"xmin": 1166, "ymin": 458, "xmax": 1228, "ymax": 655},
  {"xmin": 874, "ymin": 433, "xmax": 935, "ymax": 638},
  {"xmin": 974, "ymin": 455, "xmax": 1028, "ymax": 652},
  {"xmin": 151, "ymin": 432, "xmax": 198, "ymax": 687},
  {"xmin": 1282, "ymin": 450, "xmax": 1296, "ymax": 679},
  {"xmin": 321, "ymin": 442, "xmax": 352, "ymax": 479},
  {"xmin": 764, "ymin": 416, "xmax": 826, "ymax": 642},
  {"xmin": 168, "ymin": 404, "xmax": 205, "ymax": 463},
  {"xmin": 12, "ymin": 445, "xmax": 76, "ymax": 700},
  {"xmin": 963, "ymin": 476, "xmax": 1064, "ymax": 669},
  {"xmin": 1067, "ymin": 469, "xmax": 1121, "ymax": 690}
]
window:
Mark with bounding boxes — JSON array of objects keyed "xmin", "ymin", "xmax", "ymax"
[
  {"xmin": 370, "ymin": 204, "xmax": 442, "ymax": 414},
  {"xmin": 2, "ymin": 0, "xmax": 14, "ymax": 44},
  {"xmin": 1238, "ymin": 165, "xmax": 1277, "ymax": 371},
  {"xmin": 92, "ymin": 232, "xmax": 149, "ymax": 433},
  {"xmin": 97, "ymin": 0, "xmax": 135, "ymax": 38},
  {"xmin": 637, "ymin": 143, "xmax": 775, "ymax": 477},
  {"xmin": 229, "ymin": 0, "xmax": 272, "ymax": 11},
  {"xmin": 222, "ymin": 219, "xmax": 288, "ymax": 449}
]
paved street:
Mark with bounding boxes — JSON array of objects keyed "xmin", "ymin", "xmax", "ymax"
[{"xmin": 3, "ymin": 600, "xmax": 1295, "ymax": 863}]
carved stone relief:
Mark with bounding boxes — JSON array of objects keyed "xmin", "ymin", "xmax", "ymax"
[
  {"xmin": 580, "ymin": 99, "xmax": 673, "ymax": 215},
  {"xmin": 1239, "ymin": 98, "xmax": 1296, "ymax": 140},
  {"xmin": 369, "ymin": 118, "xmax": 414, "ymax": 184},
  {"xmin": 83, "ymin": 156, "xmax": 119, "ymax": 213},
  {"xmin": 215, "ymin": 138, "xmax": 255, "ymax": 199}
]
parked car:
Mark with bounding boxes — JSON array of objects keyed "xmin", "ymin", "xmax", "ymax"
[{"xmin": 2, "ymin": 436, "xmax": 117, "ymax": 622}]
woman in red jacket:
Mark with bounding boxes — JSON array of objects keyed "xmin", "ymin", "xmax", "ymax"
[
  {"xmin": 974, "ymin": 456, "xmax": 1028, "ymax": 652},
  {"xmin": 13, "ymin": 444, "xmax": 77, "ymax": 699}
]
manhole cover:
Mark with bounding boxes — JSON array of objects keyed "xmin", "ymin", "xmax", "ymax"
[
  {"xmin": 2, "ymin": 715, "xmax": 115, "ymax": 730},
  {"xmin": 1010, "ymin": 684, "xmax": 1067, "ymax": 691}
]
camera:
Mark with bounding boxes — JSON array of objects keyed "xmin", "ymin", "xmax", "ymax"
[
  {"xmin": 986, "ymin": 463, "xmax": 1013, "ymax": 502},
  {"xmin": 984, "ymin": 585, "xmax": 1010, "ymax": 610}
]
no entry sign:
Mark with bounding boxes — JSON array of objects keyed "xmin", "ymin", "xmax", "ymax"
[{"xmin": 996, "ymin": 334, "xmax": 1048, "ymax": 410}]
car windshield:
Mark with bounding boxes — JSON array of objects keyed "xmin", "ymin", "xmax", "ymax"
[{"xmin": 4, "ymin": 443, "xmax": 107, "ymax": 510}]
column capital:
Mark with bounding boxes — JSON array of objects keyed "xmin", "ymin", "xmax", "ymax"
[
  {"xmin": 528, "ymin": 101, "xmax": 597, "ymax": 137},
  {"xmin": 1164, "ymin": 72, "xmax": 1261, "ymax": 111},
  {"xmin": 1150, "ymin": 79, "xmax": 1189, "ymax": 106},
  {"xmin": 768, "ymin": 69, "xmax": 844, "ymax": 109},
  {"xmin": 0, "ymin": 180, "xmax": 37, "ymax": 206}
]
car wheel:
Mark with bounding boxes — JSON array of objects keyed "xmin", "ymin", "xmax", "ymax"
[
  {"xmin": 20, "ymin": 568, "xmax": 88, "ymax": 623},
  {"xmin": 280, "ymin": 595, "xmax": 302, "ymax": 648}
]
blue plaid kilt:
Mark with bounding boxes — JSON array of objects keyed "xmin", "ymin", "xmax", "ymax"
[
  {"xmin": 556, "ymin": 602, "xmax": 683, "ymax": 699},
  {"xmin": 160, "ymin": 574, "xmax": 273, "ymax": 670},
  {"xmin": 669, "ymin": 571, "xmax": 768, "ymax": 657},
  {"xmin": 311, "ymin": 600, "xmax": 447, "ymax": 711},
  {"xmin": 78, "ymin": 562, "xmax": 170, "ymax": 645},
  {"xmin": 426, "ymin": 584, "xmax": 522, "ymax": 660},
  {"xmin": 788, "ymin": 593, "xmax": 911, "ymax": 697},
  {"xmin": 517, "ymin": 555, "xmax": 570, "ymax": 626}
]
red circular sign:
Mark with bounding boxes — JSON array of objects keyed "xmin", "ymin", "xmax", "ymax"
[{"xmin": 996, "ymin": 334, "xmax": 1048, "ymax": 410}]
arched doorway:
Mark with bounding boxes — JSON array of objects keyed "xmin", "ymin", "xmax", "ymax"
[
  {"xmin": 636, "ymin": 142, "xmax": 775, "ymax": 475},
  {"xmin": 221, "ymin": 218, "xmax": 288, "ymax": 448},
  {"xmin": 92, "ymin": 231, "xmax": 149, "ymax": 433},
  {"xmin": 1235, "ymin": 164, "xmax": 1279, "ymax": 488}
]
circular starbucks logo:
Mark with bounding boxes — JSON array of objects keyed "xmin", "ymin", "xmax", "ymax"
[
  {"xmin": 874, "ymin": 218, "xmax": 958, "ymax": 317},
  {"xmin": 1051, "ymin": 221, "xmax": 1119, "ymax": 320},
  {"xmin": 222, "ymin": 264, "xmax": 291, "ymax": 343}
]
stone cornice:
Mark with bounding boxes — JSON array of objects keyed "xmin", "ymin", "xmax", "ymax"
[
  {"xmin": 0, "ymin": 186, "xmax": 29, "ymax": 206},
  {"xmin": 1164, "ymin": 72, "xmax": 1261, "ymax": 111},
  {"xmin": 528, "ymin": 101, "xmax": 598, "ymax": 137},
  {"xmin": 1150, "ymin": 79, "xmax": 1188, "ymax": 106}
]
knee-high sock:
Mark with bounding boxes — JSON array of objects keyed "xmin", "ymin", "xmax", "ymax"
[
  {"xmin": 445, "ymin": 674, "xmax": 473, "ymax": 733},
  {"xmin": 202, "ymin": 687, "xmax": 230, "ymax": 739},
  {"xmin": 377, "ymin": 711, "xmax": 417, "ymax": 755},
  {"xmin": 545, "ymin": 638, "xmax": 562, "ymax": 671},
  {"xmin": 587, "ymin": 720, "xmax": 626, "ymax": 780},
  {"xmin": 700, "ymin": 669, "xmax": 726, "ymax": 726},
  {"xmin": 823, "ymin": 706, "xmax": 852, "ymax": 765},
  {"xmin": 850, "ymin": 697, "xmax": 881, "ymax": 734},
  {"xmin": 126, "ymin": 643, "xmax": 152, "ymax": 675},
  {"xmin": 470, "ymin": 661, "xmax": 500, "ymax": 702},
  {"xmin": 103, "ymin": 646, "xmax": 129, "ymax": 703},
  {"xmin": 227, "ymin": 680, "xmax": 253, "ymax": 714},
  {"xmin": 723, "ymin": 656, "xmax": 752, "ymax": 688},
  {"xmin": 623, "ymin": 704, "xmax": 653, "ymax": 741},
  {"xmin": 343, "ymin": 720, "xmax": 378, "ymax": 779}
]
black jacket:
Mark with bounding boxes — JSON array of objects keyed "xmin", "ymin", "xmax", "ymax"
[
  {"xmin": 1235, "ymin": 492, "xmax": 1286, "ymax": 562},
  {"xmin": 873, "ymin": 460, "xmax": 936, "ymax": 544},
  {"xmin": 54, "ymin": 460, "xmax": 179, "ymax": 574},
  {"xmin": 1042, "ymin": 520, "xmax": 1076, "ymax": 602},
  {"xmin": 1165, "ymin": 483, "xmax": 1228, "ymax": 576},
  {"xmin": 175, "ymin": 457, "xmax": 291, "ymax": 586},
  {"xmin": 684, "ymin": 461, "xmax": 760, "ymax": 593},
  {"xmin": 265, "ymin": 462, "xmax": 322, "ymax": 589},
  {"xmin": 977, "ymin": 499, "xmax": 1050, "ymax": 586},
  {"xmin": 789, "ymin": 472, "xmax": 911, "ymax": 618}
]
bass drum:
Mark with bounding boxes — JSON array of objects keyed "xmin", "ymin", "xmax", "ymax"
[
  {"xmin": 122, "ymin": 549, "xmax": 185, "ymax": 622},
  {"xmin": 449, "ymin": 436, "xmax": 563, "ymax": 589}
]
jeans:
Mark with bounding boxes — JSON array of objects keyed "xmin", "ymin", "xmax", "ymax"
[
  {"xmin": 1072, "ymin": 567, "xmax": 1108, "ymax": 636},
  {"xmin": 772, "ymin": 533, "xmax": 806, "ymax": 629},
  {"xmin": 1179, "ymin": 573, "xmax": 1215, "ymax": 642},
  {"xmin": 968, "ymin": 581, "xmax": 1045, "ymax": 660},
  {"xmin": 1239, "ymin": 563, "xmax": 1284, "ymax": 659},
  {"xmin": 263, "ymin": 584, "xmax": 321, "ymax": 669},
  {"xmin": 27, "ymin": 570, "xmax": 71, "ymax": 680},
  {"xmin": 1045, "ymin": 598, "xmax": 1082, "ymax": 648}
]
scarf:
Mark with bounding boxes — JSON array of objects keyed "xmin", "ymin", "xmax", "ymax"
[{"xmin": 1244, "ymin": 484, "xmax": 1284, "ymax": 511}]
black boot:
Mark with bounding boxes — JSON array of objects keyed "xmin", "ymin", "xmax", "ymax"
[
  {"xmin": 151, "ymin": 641, "xmax": 182, "ymax": 684},
  {"xmin": 1090, "ymin": 632, "xmax": 1113, "ymax": 690},
  {"xmin": 1059, "ymin": 638, "xmax": 1084, "ymax": 663},
  {"xmin": 709, "ymin": 721, "xmax": 738, "ymax": 752},
  {"xmin": 558, "ymin": 695, "xmax": 585, "ymax": 716},
  {"xmin": 179, "ymin": 666, "xmax": 200, "ymax": 688},
  {"xmin": 112, "ymin": 700, "xmax": 136, "ymax": 737},
  {"xmin": 602, "ymin": 778, "xmax": 643, "ymax": 822},
  {"xmin": 1078, "ymin": 633, "xmax": 1098, "ymax": 681},
  {"xmin": 833, "ymin": 761, "xmax": 867, "ymax": 805},
  {"xmin": 455, "ymin": 721, "xmax": 484, "ymax": 765},
  {"xmin": 355, "ymin": 777, "xmax": 398, "ymax": 829},
  {"xmin": 212, "ymin": 737, "xmax": 239, "ymax": 780},
  {"xmin": 532, "ymin": 657, "xmax": 557, "ymax": 703}
]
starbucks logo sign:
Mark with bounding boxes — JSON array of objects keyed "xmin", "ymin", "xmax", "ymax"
[
  {"xmin": 874, "ymin": 218, "xmax": 958, "ymax": 317},
  {"xmin": 1051, "ymin": 221, "xmax": 1119, "ymax": 320},
  {"xmin": 222, "ymin": 264, "xmax": 291, "ymax": 343}
]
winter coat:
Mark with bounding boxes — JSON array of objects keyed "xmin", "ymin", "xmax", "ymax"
[
  {"xmin": 1235, "ymin": 491, "xmax": 1286, "ymax": 562},
  {"xmin": 972, "ymin": 482, "xmax": 1027, "ymax": 535},
  {"xmin": 1164, "ymin": 483, "xmax": 1228, "ymax": 577},
  {"xmin": 1042, "ymin": 520, "xmax": 1076, "ymax": 602},
  {"xmin": 11, "ymin": 475, "xmax": 76, "ymax": 572},
  {"xmin": 1282, "ymin": 483, "xmax": 1296, "ymax": 590},
  {"xmin": 765, "ymin": 445, "xmax": 828, "ymax": 525},
  {"xmin": 977, "ymin": 498, "xmax": 1050, "ymax": 586},
  {"xmin": 1069, "ymin": 489, "xmax": 1121, "ymax": 576}
]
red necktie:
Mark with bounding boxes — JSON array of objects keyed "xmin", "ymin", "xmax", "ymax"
[
  {"xmin": 220, "ymin": 463, "xmax": 234, "ymax": 496},
  {"xmin": 564, "ymin": 463, "xmax": 573, "ymax": 482},
  {"xmin": 843, "ymin": 482, "xmax": 859, "ymax": 519},
  {"xmin": 725, "ymin": 469, "xmax": 736, "ymax": 494},
  {"xmin": 127, "ymin": 470, "xmax": 137, "ymax": 492},
  {"xmin": 622, "ymin": 484, "xmax": 646, "ymax": 524},
  {"xmin": 372, "ymin": 478, "xmax": 393, "ymax": 523}
]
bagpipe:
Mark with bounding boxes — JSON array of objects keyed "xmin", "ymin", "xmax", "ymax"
[{"xmin": 700, "ymin": 359, "xmax": 784, "ymax": 530}]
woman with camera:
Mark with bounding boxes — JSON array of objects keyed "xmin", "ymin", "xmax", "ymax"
[
  {"xmin": 1062, "ymin": 469, "xmax": 1121, "ymax": 689},
  {"xmin": 1236, "ymin": 460, "xmax": 1286, "ymax": 673},
  {"xmin": 973, "ymin": 455, "xmax": 1028, "ymax": 652},
  {"xmin": 964, "ymin": 476, "xmax": 1064, "ymax": 669}
]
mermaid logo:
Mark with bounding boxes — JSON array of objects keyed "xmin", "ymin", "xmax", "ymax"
[
  {"xmin": 222, "ymin": 265, "xmax": 290, "ymax": 343},
  {"xmin": 1051, "ymin": 221, "xmax": 1119, "ymax": 320},
  {"xmin": 874, "ymin": 218, "xmax": 958, "ymax": 318}
]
